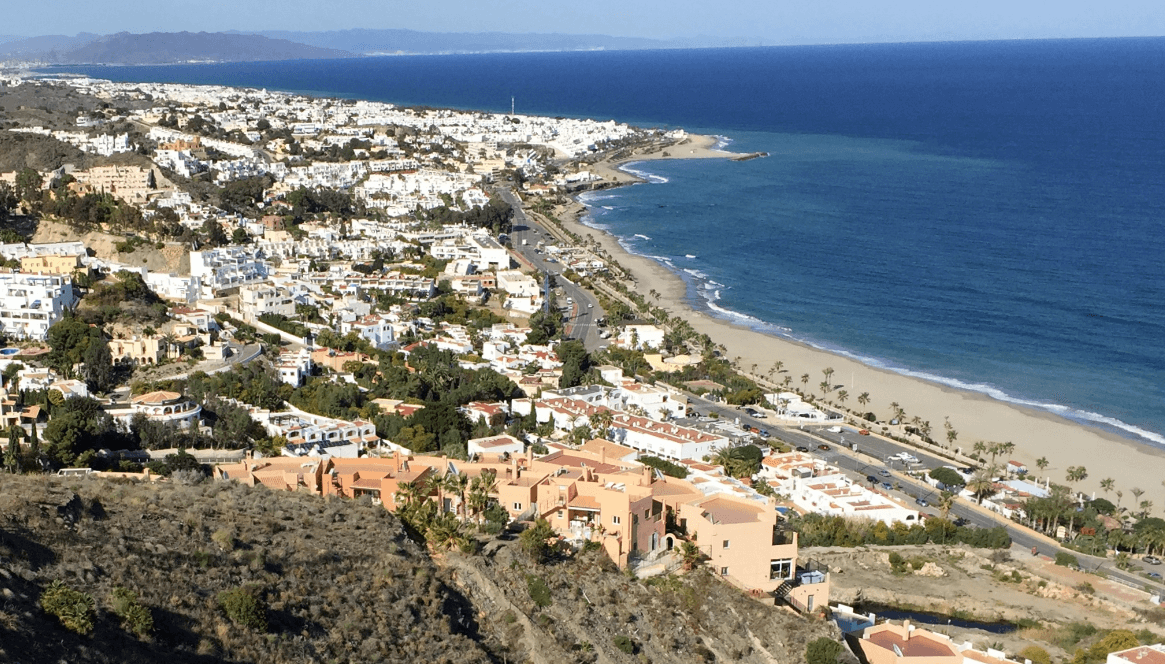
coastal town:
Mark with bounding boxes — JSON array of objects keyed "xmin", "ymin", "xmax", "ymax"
[{"xmin": 0, "ymin": 71, "xmax": 1162, "ymax": 663}]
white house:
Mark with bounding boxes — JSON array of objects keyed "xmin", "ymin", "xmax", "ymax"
[{"xmin": 0, "ymin": 272, "xmax": 78, "ymax": 340}]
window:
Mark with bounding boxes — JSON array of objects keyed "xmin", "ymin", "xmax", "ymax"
[
  {"xmin": 770, "ymin": 558, "xmax": 793, "ymax": 580},
  {"xmin": 611, "ymin": 515, "xmax": 621, "ymax": 525},
  {"xmin": 723, "ymin": 540, "xmax": 730, "ymax": 549},
  {"xmin": 513, "ymin": 502, "xmax": 523, "ymax": 510},
  {"xmin": 720, "ymin": 567, "xmax": 729, "ymax": 576}
]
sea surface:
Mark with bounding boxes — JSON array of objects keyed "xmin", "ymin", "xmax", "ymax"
[{"xmin": 59, "ymin": 38, "xmax": 1165, "ymax": 446}]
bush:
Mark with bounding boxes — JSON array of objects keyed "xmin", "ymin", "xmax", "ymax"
[
  {"xmin": 217, "ymin": 586, "xmax": 268, "ymax": 632},
  {"xmin": 613, "ymin": 634, "xmax": 636, "ymax": 654},
  {"xmin": 1056, "ymin": 552, "xmax": 1080, "ymax": 568},
  {"xmin": 1019, "ymin": 646, "xmax": 1052, "ymax": 664},
  {"xmin": 639, "ymin": 455, "xmax": 689, "ymax": 479},
  {"xmin": 111, "ymin": 586, "xmax": 154, "ymax": 638},
  {"xmin": 806, "ymin": 637, "xmax": 844, "ymax": 664},
  {"xmin": 526, "ymin": 575, "xmax": 552, "ymax": 608},
  {"xmin": 40, "ymin": 580, "xmax": 95, "ymax": 635}
]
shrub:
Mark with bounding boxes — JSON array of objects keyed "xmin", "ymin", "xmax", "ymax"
[
  {"xmin": 40, "ymin": 580, "xmax": 95, "ymax": 635},
  {"xmin": 806, "ymin": 637, "xmax": 845, "ymax": 664},
  {"xmin": 1076, "ymin": 582, "xmax": 1095, "ymax": 595},
  {"xmin": 217, "ymin": 586, "xmax": 268, "ymax": 632},
  {"xmin": 1019, "ymin": 646, "xmax": 1052, "ymax": 664},
  {"xmin": 613, "ymin": 634, "xmax": 636, "ymax": 654},
  {"xmin": 1055, "ymin": 552, "xmax": 1079, "ymax": 567},
  {"xmin": 526, "ymin": 575, "xmax": 552, "ymax": 608},
  {"xmin": 111, "ymin": 586, "xmax": 154, "ymax": 638}
]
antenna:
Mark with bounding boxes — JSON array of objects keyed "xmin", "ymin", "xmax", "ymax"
[{"xmin": 511, "ymin": 96, "xmax": 515, "ymax": 115}]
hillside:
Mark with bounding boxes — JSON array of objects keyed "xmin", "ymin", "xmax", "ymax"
[
  {"xmin": 0, "ymin": 474, "xmax": 834, "ymax": 663},
  {"xmin": 250, "ymin": 28, "xmax": 675, "ymax": 54},
  {"xmin": 28, "ymin": 32, "xmax": 353, "ymax": 65}
]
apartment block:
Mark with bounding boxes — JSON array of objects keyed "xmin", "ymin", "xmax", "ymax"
[{"xmin": 0, "ymin": 273, "xmax": 78, "ymax": 340}]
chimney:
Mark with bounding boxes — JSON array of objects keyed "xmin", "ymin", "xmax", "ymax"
[
  {"xmin": 600, "ymin": 446, "xmax": 607, "ymax": 466},
  {"xmin": 394, "ymin": 451, "xmax": 402, "ymax": 474},
  {"xmin": 512, "ymin": 453, "xmax": 519, "ymax": 478},
  {"xmin": 643, "ymin": 463, "xmax": 653, "ymax": 484},
  {"xmin": 527, "ymin": 445, "xmax": 534, "ymax": 464}
]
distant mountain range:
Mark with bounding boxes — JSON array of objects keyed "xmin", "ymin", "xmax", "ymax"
[
  {"xmin": 0, "ymin": 29, "xmax": 730, "ymax": 65},
  {"xmin": 0, "ymin": 31, "xmax": 350, "ymax": 64}
]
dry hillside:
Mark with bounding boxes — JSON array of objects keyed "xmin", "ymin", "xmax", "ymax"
[{"xmin": 0, "ymin": 474, "xmax": 834, "ymax": 664}]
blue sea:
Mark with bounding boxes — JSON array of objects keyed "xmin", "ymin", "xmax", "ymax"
[{"xmin": 60, "ymin": 38, "xmax": 1165, "ymax": 445}]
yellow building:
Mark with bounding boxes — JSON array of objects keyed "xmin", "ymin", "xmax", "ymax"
[{"xmin": 20, "ymin": 254, "xmax": 82, "ymax": 275}]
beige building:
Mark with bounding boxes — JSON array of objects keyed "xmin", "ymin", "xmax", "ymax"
[
  {"xmin": 71, "ymin": 165, "xmax": 157, "ymax": 204},
  {"xmin": 109, "ymin": 336, "xmax": 165, "ymax": 366},
  {"xmin": 20, "ymin": 254, "xmax": 82, "ymax": 275}
]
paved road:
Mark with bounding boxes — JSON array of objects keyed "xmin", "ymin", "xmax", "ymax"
[
  {"xmin": 500, "ymin": 189, "xmax": 608, "ymax": 351},
  {"xmin": 679, "ymin": 390, "xmax": 1165, "ymax": 595}
]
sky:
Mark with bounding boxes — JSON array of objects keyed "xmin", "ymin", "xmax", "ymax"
[{"xmin": 4, "ymin": 0, "xmax": 1164, "ymax": 44}]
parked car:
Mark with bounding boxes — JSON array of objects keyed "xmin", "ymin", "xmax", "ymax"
[
  {"xmin": 880, "ymin": 482, "xmax": 893, "ymax": 491},
  {"xmin": 760, "ymin": 429, "xmax": 770, "ymax": 437},
  {"xmin": 859, "ymin": 429, "xmax": 870, "ymax": 435},
  {"xmin": 1148, "ymin": 572, "xmax": 1162, "ymax": 580},
  {"xmin": 866, "ymin": 475, "xmax": 878, "ymax": 484},
  {"xmin": 817, "ymin": 444, "xmax": 831, "ymax": 451},
  {"xmin": 879, "ymin": 469, "xmax": 891, "ymax": 477},
  {"xmin": 1144, "ymin": 555, "xmax": 1162, "ymax": 565},
  {"xmin": 827, "ymin": 426, "xmax": 842, "ymax": 433},
  {"xmin": 796, "ymin": 446, "xmax": 809, "ymax": 453},
  {"xmin": 915, "ymin": 497, "xmax": 929, "ymax": 507}
]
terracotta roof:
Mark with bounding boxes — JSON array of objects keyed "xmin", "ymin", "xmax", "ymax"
[
  {"xmin": 866, "ymin": 630, "xmax": 957, "ymax": 658},
  {"xmin": 132, "ymin": 390, "xmax": 184, "ymax": 404}
]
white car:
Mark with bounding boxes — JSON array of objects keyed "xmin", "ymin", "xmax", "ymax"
[{"xmin": 827, "ymin": 426, "xmax": 842, "ymax": 433}]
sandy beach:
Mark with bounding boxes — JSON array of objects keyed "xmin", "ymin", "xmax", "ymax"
[{"xmin": 554, "ymin": 136, "xmax": 1165, "ymax": 504}]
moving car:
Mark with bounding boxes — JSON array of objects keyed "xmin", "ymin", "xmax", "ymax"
[
  {"xmin": 915, "ymin": 497, "xmax": 929, "ymax": 507},
  {"xmin": 880, "ymin": 482, "xmax": 893, "ymax": 491},
  {"xmin": 859, "ymin": 429, "xmax": 870, "ymax": 435},
  {"xmin": 879, "ymin": 469, "xmax": 891, "ymax": 477},
  {"xmin": 796, "ymin": 446, "xmax": 809, "ymax": 453},
  {"xmin": 827, "ymin": 426, "xmax": 842, "ymax": 433},
  {"xmin": 817, "ymin": 444, "xmax": 831, "ymax": 451},
  {"xmin": 1144, "ymin": 555, "xmax": 1162, "ymax": 565}
]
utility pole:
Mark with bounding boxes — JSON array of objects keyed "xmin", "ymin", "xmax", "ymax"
[{"xmin": 511, "ymin": 96, "xmax": 515, "ymax": 116}]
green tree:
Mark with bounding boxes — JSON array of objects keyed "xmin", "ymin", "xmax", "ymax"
[
  {"xmin": 201, "ymin": 218, "xmax": 229, "ymax": 247},
  {"xmin": 519, "ymin": 518, "xmax": 557, "ymax": 562},
  {"xmin": 81, "ymin": 335, "xmax": 116, "ymax": 393},
  {"xmin": 230, "ymin": 227, "xmax": 250, "ymax": 245},
  {"xmin": 928, "ymin": 467, "xmax": 965, "ymax": 489}
]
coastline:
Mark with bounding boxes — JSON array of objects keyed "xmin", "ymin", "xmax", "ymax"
[{"xmin": 556, "ymin": 141, "xmax": 1165, "ymax": 500}]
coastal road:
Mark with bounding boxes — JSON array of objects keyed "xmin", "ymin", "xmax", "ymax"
[
  {"xmin": 679, "ymin": 390, "xmax": 1165, "ymax": 596},
  {"xmin": 499, "ymin": 189, "xmax": 608, "ymax": 351}
]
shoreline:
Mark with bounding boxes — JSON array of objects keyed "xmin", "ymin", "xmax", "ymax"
[{"xmin": 555, "ymin": 139, "xmax": 1165, "ymax": 500}]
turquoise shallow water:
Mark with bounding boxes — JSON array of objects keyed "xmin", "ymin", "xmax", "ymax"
[{"xmin": 61, "ymin": 38, "xmax": 1165, "ymax": 445}]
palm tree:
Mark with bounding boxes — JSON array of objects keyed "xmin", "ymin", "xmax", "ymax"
[
  {"xmin": 1100, "ymin": 478, "xmax": 1115, "ymax": 497},
  {"xmin": 444, "ymin": 471, "xmax": 470, "ymax": 524},
  {"xmin": 818, "ymin": 381, "xmax": 831, "ymax": 396},
  {"xmin": 836, "ymin": 390, "xmax": 849, "ymax": 408},
  {"xmin": 972, "ymin": 440, "xmax": 987, "ymax": 461},
  {"xmin": 858, "ymin": 392, "xmax": 870, "ymax": 409},
  {"xmin": 968, "ymin": 466, "xmax": 998, "ymax": 505},
  {"xmin": 822, "ymin": 367, "xmax": 834, "ymax": 392},
  {"xmin": 938, "ymin": 490, "xmax": 957, "ymax": 521},
  {"xmin": 800, "ymin": 373, "xmax": 810, "ymax": 389},
  {"xmin": 467, "ymin": 469, "xmax": 498, "ymax": 524},
  {"xmin": 679, "ymin": 541, "xmax": 703, "ymax": 571},
  {"xmin": 1035, "ymin": 456, "xmax": 1049, "ymax": 472},
  {"xmin": 771, "ymin": 360, "xmax": 784, "ymax": 376},
  {"xmin": 588, "ymin": 410, "xmax": 613, "ymax": 439},
  {"xmin": 782, "ymin": 376, "xmax": 792, "ymax": 389}
]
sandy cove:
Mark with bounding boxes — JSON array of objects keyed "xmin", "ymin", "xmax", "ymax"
[{"xmin": 553, "ymin": 135, "xmax": 1165, "ymax": 504}]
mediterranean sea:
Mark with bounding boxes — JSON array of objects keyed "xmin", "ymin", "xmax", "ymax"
[{"xmin": 59, "ymin": 38, "xmax": 1165, "ymax": 445}]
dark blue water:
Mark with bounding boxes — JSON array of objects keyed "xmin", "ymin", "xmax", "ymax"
[{"xmin": 60, "ymin": 39, "xmax": 1165, "ymax": 444}]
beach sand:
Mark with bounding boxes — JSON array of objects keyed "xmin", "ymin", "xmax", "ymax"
[{"xmin": 555, "ymin": 136, "xmax": 1165, "ymax": 504}]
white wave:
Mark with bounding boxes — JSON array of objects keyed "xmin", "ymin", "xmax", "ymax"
[
  {"xmin": 601, "ymin": 205, "xmax": 615, "ymax": 210},
  {"xmin": 683, "ymin": 268, "xmax": 708, "ymax": 280},
  {"xmin": 618, "ymin": 162, "xmax": 669, "ymax": 184},
  {"xmin": 633, "ymin": 233, "xmax": 652, "ymax": 241},
  {"xmin": 713, "ymin": 135, "xmax": 735, "ymax": 150},
  {"xmin": 685, "ymin": 254, "xmax": 697, "ymax": 259}
]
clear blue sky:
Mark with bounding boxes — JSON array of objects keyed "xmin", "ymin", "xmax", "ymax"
[{"xmin": 6, "ymin": 0, "xmax": 1164, "ymax": 43}]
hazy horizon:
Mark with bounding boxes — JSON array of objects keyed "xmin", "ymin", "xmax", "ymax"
[{"xmin": 5, "ymin": 0, "xmax": 1165, "ymax": 47}]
